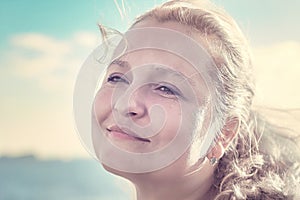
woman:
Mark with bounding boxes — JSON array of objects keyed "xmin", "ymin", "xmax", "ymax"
[{"xmin": 85, "ymin": 0, "xmax": 300, "ymax": 199}]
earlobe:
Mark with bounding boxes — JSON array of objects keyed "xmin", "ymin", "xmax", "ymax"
[
  {"xmin": 206, "ymin": 142, "xmax": 224, "ymax": 166},
  {"xmin": 207, "ymin": 142, "xmax": 225, "ymax": 161}
]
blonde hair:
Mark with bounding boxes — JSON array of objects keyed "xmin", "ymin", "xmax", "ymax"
[{"xmin": 131, "ymin": 0, "xmax": 300, "ymax": 199}]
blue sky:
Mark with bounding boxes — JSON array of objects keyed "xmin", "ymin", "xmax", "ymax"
[
  {"xmin": 1, "ymin": 0, "xmax": 299, "ymax": 45},
  {"xmin": 0, "ymin": 0, "xmax": 299, "ymax": 159},
  {"xmin": 0, "ymin": 0, "xmax": 165, "ymax": 44}
]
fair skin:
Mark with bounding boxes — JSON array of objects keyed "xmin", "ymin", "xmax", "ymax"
[{"xmin": 93, "ymin": 20, "xmax": 238, "ymax": 200}]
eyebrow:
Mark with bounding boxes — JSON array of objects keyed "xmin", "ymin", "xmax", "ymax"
[
  {"xmin": 108, "ymin": 59, "xmax": 200, "ymax": 88},
  {"xmin": 110, "ymin": 59, "xmax": 131, "ymax": 68}
]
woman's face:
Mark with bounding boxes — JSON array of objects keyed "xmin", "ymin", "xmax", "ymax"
[{"xmin": 93, "ymin": 20, "xmax": 214, "ymax": 176}]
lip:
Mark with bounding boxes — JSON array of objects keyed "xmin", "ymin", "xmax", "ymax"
[{"xmin": 106, "ymin": 125, "xmax": 151, "ymax": 142}]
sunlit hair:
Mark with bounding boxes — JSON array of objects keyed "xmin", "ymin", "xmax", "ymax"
[{"xmin": 131, "ymin": 0, "xmax": 300, "ymax": 199}]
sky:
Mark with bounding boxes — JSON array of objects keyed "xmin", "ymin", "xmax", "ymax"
[{"xmin": 0, "ymin": 0, "xmax": 299, "ymax": 159}]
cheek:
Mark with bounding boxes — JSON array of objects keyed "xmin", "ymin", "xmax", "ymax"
[
  {"xmin": 155, "ymin": 99, "xmax": 182, "ymax": 141},
  {"xmin": 94, "ymin": 87, "xmax": 113, "ymax": 123},
  {"xmin": 166, "ymin": 103, "xmax": 181, "ymax": 130}
]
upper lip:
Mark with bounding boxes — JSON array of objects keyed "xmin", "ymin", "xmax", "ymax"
[{"xmin": 107, "ymin": 125, "xmax": 151, "ymax": 142}]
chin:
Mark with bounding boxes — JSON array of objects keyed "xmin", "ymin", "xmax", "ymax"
[
  {"xmin": 102, "ymin": 160, "xmax": 188, "ymax": 185},
  {"xmin": 102, "ymin": 163, "xmax": 138, "ymax": 180},
  {"xmin": 101, "ymin": 163, "xmax": 165, "ymax": 185}
]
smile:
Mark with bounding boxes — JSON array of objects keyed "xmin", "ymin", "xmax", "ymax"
[{"xmin": 106, "ymin": 126, "xmax": 151, "ymax": 143}]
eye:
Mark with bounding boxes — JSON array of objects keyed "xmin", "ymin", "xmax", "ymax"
[
  {"xmin": 156, "ymin": 86, "xmax": 175, "ymax": 95},
  {"xmin": 155, "ymin": 84, "xmax": 179, "ymax": 96},
  {"xmin": 107, "ymin": 73, "xmax": 128, "ymax": 84}
]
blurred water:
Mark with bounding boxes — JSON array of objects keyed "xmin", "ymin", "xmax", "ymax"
[{"xmin": 0, "ymin": 155, "xmax": 132, "ymax": 200}]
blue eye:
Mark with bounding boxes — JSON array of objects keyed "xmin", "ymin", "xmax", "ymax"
[
  {"xmin": 107, "ymin": 74, "xmax": 128, "ymax": 84},
  {"xmin": 155, "ymin": 85, "xmax": 177, "ymax": 96}
]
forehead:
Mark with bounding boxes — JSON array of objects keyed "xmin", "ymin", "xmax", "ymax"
[{"xmin": 133, "ymin": 19, "xmax": 210, "ymax": 51}]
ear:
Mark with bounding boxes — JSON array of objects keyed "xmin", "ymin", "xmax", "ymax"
[
  {"xmin": 207, "ymin": 117, "xmax": 240, "ymax": 160},
  {"xmin": 220, "ymin": 117, "xmax": 240, "ymax": 149}
]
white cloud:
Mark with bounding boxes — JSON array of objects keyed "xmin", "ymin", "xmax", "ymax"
[
  {"xmin": 5, "ymin": 32, "xmax": 99, "ymax": 92},
  {"xmin": 73, "ymin": 31, "xmax": 99, "ymax": 48},
  {"xmin": 252, "ymin": 41, "xmax": 300, "ymax": 108},
  {"xmin": 11, "ymin": 33, "xmax": 71, "ymax": 55}
]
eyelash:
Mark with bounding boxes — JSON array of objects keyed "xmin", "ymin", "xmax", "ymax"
[
  {"xmin": 155, "ymin": 85, "xmax": 177, "ymax": 96},
  {"xmin": 107, "ymin": 74, "xmax": 128, "ymax": 83}
]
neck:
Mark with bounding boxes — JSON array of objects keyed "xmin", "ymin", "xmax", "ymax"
[{"xmin": 133, "ymin": 160, "xmax": 215, "ymax": 200}]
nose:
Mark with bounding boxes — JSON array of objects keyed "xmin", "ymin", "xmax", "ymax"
[{"xmin": 113, "ymin": 87, "xmax": 147, "ymax": 119}]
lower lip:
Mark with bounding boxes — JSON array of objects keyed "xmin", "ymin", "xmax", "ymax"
[{"xmin": 108, "ymin": 130, "xmax": 141, "ymax": 141}]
